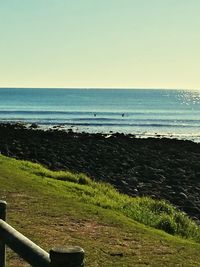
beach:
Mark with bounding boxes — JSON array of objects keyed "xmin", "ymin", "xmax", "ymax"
[{"xmin": 0, "ymin": 122, "xmax": 200, "ymax": 220}]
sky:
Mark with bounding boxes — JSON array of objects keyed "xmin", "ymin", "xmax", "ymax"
[{"xmin": 0, "ymin": 0, "xmax": 200, "ymax": 89}]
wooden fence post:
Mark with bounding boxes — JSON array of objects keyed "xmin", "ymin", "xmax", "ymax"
[
  {"xmin": 0, "ymin": 201, "xmax": 85, "ymax": 267},
  {"xmin": 0, "ymin": 201, "xmax": 7, "ymax": 267},
  {"xmin": 49, "ymin": 246, "xmax": 84, "ymax": 267}
]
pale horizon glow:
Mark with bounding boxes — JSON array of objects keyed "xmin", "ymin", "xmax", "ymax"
[{"xmin": 0, "ymin": 0, "xmax": 200, "ymax": 90}]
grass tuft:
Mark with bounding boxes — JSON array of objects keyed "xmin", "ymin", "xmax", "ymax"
[{"xmin": 16, "ymin": 156, "xmax": 200, "ymax": 243}]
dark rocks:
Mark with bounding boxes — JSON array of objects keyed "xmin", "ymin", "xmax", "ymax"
[
  {"xmin": 30, "ymin": 123, "xmax": 38, "ymax": 129},
  {"xmin": 0, "ymin": 123, "xmax": 200, "ymax": 219},
  {"xmin": 179, "ymin": 192, "xmax": 188, "ymax": 199}
]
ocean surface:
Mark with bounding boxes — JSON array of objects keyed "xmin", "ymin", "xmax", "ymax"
[{"xmin": 0, "ymin": 88, "xmax": 200, "ymax": 142}]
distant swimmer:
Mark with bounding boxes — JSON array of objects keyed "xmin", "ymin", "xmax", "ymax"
[
  {"xmin": 122, "ymin": 113, "xmax": 124, "ymax": 117},
  {"xmin": 94, "ymin": 113, "xmax": 96, "ymax": 117}
]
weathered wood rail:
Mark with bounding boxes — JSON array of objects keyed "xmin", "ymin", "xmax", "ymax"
[{"xmin": 0, "ymin": 200, "xmax": 84, "ymax": 267}]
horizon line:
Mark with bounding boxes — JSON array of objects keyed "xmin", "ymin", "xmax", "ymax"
[{"xmin": 0, "ymin": 87, "xmax": 199, "ymax": 91}]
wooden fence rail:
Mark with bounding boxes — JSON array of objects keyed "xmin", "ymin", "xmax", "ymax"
[{"xmin": 0, "ymin": 200, "xmax": 84, "ymax": 267}]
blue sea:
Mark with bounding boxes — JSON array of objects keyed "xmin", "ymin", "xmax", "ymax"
[{"xmin": 0, "ymin": 88, "xmax": 200, "ymax": 142}]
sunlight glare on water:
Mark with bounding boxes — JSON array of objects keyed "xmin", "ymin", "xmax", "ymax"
[{"xmin": 177, "ymin": 90, "xmax": 200, "ymax": 106}]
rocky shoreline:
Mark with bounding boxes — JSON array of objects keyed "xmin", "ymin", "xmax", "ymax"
[{"xmin": 0, "ymin": 123, "xmax": 200, "ymax": 220}]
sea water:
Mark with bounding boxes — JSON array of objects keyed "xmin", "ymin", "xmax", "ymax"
[{"xmin": 0, "ymin": 88, "xmax": 200, "ymax": 142}]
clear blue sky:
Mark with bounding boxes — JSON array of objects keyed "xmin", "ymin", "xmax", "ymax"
[{"xmin": 0, "ymin": 0, "xmax": 200, "ymax": 89}]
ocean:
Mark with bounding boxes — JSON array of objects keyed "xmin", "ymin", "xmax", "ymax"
[{"xmin": 0, "ymin": 88, "xmax": 200, "ymax": 142}]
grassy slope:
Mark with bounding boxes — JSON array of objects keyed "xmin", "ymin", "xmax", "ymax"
[{"xmin": 0, "ymin": 155, "xmax": 200, "ymax": 266}]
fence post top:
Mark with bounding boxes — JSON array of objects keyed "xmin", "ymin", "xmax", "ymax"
[
  {"xmin": 50, "ymin": 246, "xmax": 84, "ymax": 266},
  {"xmin": 0, "ymin": 201, "xmax": 7, "ymax": 206},
  {"xmin": 51, "ymin": 246, "xmax": 84, "ymax": 253}
]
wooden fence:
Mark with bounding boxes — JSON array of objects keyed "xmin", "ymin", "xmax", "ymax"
[{"xmin": 0, "ymin": 200, "xmax": 84, "ymax": 267}]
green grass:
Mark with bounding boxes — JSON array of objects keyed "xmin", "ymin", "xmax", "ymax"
[
  {"xmin": 18, "ymin": 158, "xmax": 200, "ymax": 242},
  {"xmin": 0, "ymin": 154, "xmax": 200, "ymax": 266}
]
